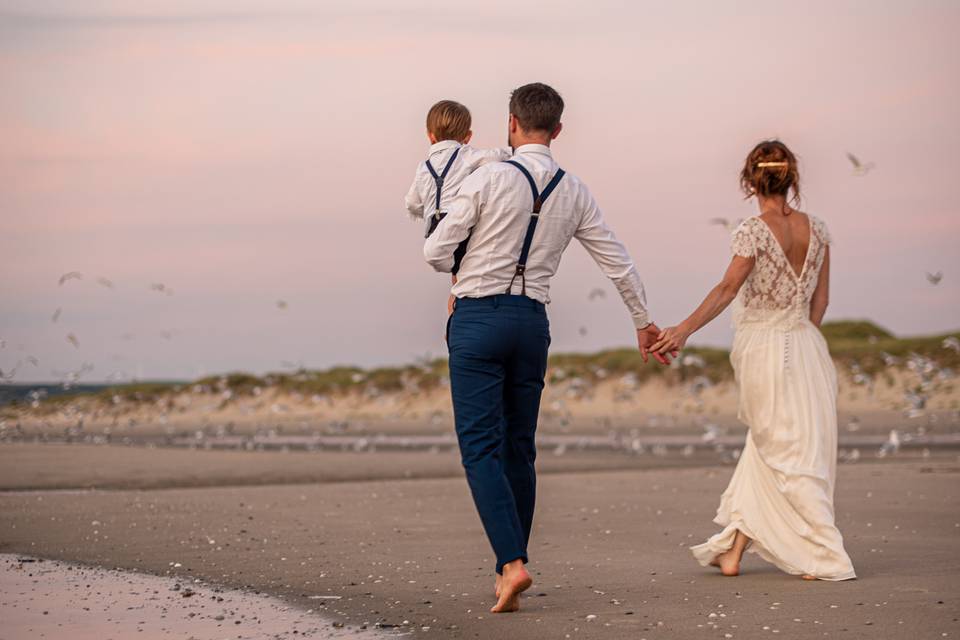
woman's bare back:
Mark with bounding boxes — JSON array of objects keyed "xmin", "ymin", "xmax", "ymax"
[{"xmin": 757, "ymin": 211, "xmax": 811, "ymax": 278}]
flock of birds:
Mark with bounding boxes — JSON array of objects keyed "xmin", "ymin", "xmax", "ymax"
[
  {"xmin": 0, "ymin": 271, "xmax": 294, "ymax": 387},
  {"xmin": 841, "ymin": 342, "xmax": 957, "ymax": 461}
]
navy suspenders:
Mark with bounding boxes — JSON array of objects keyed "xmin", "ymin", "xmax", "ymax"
[
  {"xmin": 424, "ymin": 147, "xmax": 460, "ymax": 238},
  {"xmin": 504, "ymin": 160, "xmax": 566, "ymax": 296}
]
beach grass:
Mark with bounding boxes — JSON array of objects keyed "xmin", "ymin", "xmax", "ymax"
[{"xmin": 4, "ymin": 321, "xmax": 956, "ymax": 414}]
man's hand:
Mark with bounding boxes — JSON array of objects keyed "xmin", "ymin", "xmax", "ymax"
[
  {"xmin": 650, "ymin": 325, "xmax": 689, "ymax": 357},
  {"xmin": 447, "ymin": 294, "xmax": 456, "ymax": 317},
  {"xmin": 637, "ymin": 323, "xmax": 673, "ymax": 365}
]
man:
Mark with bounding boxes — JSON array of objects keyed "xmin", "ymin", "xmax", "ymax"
[{"xmin": 424, "ymin": 82, "xmax": 668, "ymax": 614}]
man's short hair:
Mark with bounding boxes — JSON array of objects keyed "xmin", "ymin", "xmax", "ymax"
[
  {"xmin": 509, "ymin": 83, "xmax": 564, "ymax": 133},
  {"xmin": 426, "ymin": 100, "xmax": 472, "ymax": 142}
]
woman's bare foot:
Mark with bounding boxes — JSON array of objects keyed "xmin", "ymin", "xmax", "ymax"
[
  {"xmin": 710, "ymin": 549, "xmax": 741, "ymax": 576},
  {"xmin": 709, "ymin": 530, "xmax": 750, "ymax": 576},
  {"xmin": 495, "ymin": 573, "xmax": 502, "ymax": 598},
  {"xmin": 491, "ymin": 560, "xmax": 532, "ymax": 613},
  {"xmin": 801, "ymin": 574, "xmax": 817, "ymax": 581}
]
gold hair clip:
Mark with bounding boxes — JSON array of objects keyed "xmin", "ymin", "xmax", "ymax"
[{"xmin": 756, "ymin": 161, "xmax": 789, "ymax": 168}]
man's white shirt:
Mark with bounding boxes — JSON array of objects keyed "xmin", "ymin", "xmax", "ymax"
[
  {"xmin": 405, "ymin": 141, "xmax": 511, "ymax": 235},
  {"xmin": 423, "ymin": 144, "xmax": 650, "ymax": 328}
]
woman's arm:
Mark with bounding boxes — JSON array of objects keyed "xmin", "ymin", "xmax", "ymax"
[
  {"xmin": 650, "ymin": 255, "xmax": 755, "ymax": 354},
  {"xmin": 809, "ymin": 246, "xmax": 830, "ymax": 327}
]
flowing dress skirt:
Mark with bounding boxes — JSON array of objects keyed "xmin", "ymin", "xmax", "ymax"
[{"xmin": 690, "ymin": 320, "xmax": 856, "ymax": 580}]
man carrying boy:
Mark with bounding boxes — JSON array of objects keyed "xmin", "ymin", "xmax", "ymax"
[
  {"xmin": 405, "ymin": 100, "xmax": 510, "ymax": 312},
  {"xmin": 424, "ymin": 82, "xmax": 669, "ymax": 613}
]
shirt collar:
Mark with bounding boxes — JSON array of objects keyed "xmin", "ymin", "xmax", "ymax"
[
  {"xmin": 429, "ymin": 140, "xmax": 462, "ymax": 155},
  {"xmin": 513, "ymin": 143, "xmax": 553, "ymax": 157}
]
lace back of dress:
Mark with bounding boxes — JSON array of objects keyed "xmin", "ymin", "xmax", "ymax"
[{"xmin": 732, "ymin": 216, "xmax": 829, "ymax": 329}]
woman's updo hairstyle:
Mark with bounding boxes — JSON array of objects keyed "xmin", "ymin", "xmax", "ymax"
[{"xmin": 740, "ymin": 139, "xmax": 801, "ymax": 207}]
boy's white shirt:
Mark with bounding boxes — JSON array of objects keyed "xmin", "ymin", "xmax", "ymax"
[{"xmin": 405, "ymin": 141, "xmax": 512, "ymax": 234}]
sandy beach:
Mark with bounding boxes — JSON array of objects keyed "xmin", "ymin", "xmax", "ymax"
[{"xmin": 1, "ymin": 443, "xmax": 957, "ymax": 639}]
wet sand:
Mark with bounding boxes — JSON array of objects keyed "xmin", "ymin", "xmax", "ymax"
[
  {"xmin": 0, "ymin": 554, "xmax": 383, "ymax": 639},
  {"xmin": 0, "ymin": 443, "xmax": 958, "ymax": 639},
  {"xmin": 0, "ymin": 442, "xmax": 738, "ymax": 491}
]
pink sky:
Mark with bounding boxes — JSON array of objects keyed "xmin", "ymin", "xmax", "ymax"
[{"xmin": 1, "ymin": 0, "xmax": 958, "ymax": 382}]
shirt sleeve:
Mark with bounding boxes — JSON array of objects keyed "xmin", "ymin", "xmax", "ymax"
[
  {"xmin": 731, "ymin": 220, "xmax": 757, "ymax": 258},
  {"xmin": 466, "ymin": 147, "xmax": 512, "ymax": 172},
  {"xmin": 404, "ymin": 166, "xmax": 425, "ymax": 220},
  {"xmin": 487, "ymin": 148, "xmax": 513, "ymax": 162},
  {"xmin": 423, "ymin": 168, "xmax": 487, "ymax": 273},
  {"xmin": 574, "ymin": 191, "xmax": 650, "ymax": 328}
]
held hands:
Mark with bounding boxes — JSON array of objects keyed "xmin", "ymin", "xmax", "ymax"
[
  {"xmin": 650, "ymin": 325, "xmax": 689, "ymax": 357},
  {"xmin": 637, "ymin": 323, "xmax": 673, "ymax": 365}
]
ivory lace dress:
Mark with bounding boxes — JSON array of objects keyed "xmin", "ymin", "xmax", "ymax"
[{"xmin": 690, "ymin": 215, "xmax": 856, "ymax": 581}]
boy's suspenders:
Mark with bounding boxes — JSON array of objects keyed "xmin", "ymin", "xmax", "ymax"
[
  {"xmin": 504, "ymin": 160, "xmax": 566, "ymax": 296},
  {"xmin": 424, "ymin": 147, "xmax": 461, "ymax": 238},
  {"xmin": 424, "ymin": 146, "xmax": 469, "ymax": 275}
]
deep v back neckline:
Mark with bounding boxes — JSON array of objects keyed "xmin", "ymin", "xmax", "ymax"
[{"xmin": 756, "ymin": 215, "xmax": 812, "ymax": 280}]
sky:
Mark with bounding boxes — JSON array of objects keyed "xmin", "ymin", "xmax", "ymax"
[{"xmin": 1, "ymin": 0, "xmax": 958, "ymax": 383}]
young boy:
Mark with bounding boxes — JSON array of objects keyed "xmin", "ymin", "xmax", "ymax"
[{"xmin": 405, "ymin": 100, "xmax": 510, "ymax": 313}]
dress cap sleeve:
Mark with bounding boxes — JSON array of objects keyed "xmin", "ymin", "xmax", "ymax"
[
  {"xmin": 812, "ymin": 216, "xmax": 832, "ymax": 246},
  {"xmin": 731, "ymin": 219, "xmax": 758, "ymax": 258}
]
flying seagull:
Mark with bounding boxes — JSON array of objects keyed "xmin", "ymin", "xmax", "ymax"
[
  {"xmin": 59, "ymin": 271, "xmax": 83, "ymax": 286},
  {"xmin": 846, "ymin": 152, "xmax": 875, "ymax": 177},
  {"xmin": 709, "ymin": 217, "xmax": 743, "ymax": 232},
  {"xmin": 276, "ymin": 299, "xmax": 288, "ymax": 310},
  {"xmin": 96, "ymin": 277, "xmax": 114, "ymax": 289},
  {"xmin": 66, "ymin": 333, "xmax": 80, "ymax": 348},
  {"xmin": 925, "ymin": 271, "xmax": 943, "ymax": 285},
  {"xmin": 51, "ymin": 307, "xmax": 62, "ymax": 323},
  {"xmin": 150, "ymin": 282, "xmax": 174, "ymax": 295},
  {"xmin": 587, "ymin": 288, "xmax": 606, "ymax": 301}
]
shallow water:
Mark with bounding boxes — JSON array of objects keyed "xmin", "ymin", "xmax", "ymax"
[{"xmin": 0, "ymin": 554, "xmax": 387, "ymax": 639}]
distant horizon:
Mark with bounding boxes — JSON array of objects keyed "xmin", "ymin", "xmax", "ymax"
[{"xmin": 3, "ymin": 317, "xmax": 956, "ymax": 386}]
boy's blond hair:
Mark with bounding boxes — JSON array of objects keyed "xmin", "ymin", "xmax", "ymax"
[{"xmin": 426, "ymin": 100, "xmax": 471, "ymax": 142}]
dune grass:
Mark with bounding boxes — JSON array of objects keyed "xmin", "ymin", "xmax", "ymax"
[{"xmin": 4, "ymin": 321, "xmax": 957, "ymax": 414}]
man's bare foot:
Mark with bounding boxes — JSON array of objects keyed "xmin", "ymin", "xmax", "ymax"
[
  {"xmin": 495, "ymin": 573, "xmax": 502, "ymax": 598},
  {"xmin": 710, "ymin": 549, "xmax": 740, "ymax": 576},
  {"xmin": 490, "ymin": 561, "xmax": 532, "ymax": 613},
  {"xmin": 801, "ymin": 574, "xmax": 817, "ymax": 581}
]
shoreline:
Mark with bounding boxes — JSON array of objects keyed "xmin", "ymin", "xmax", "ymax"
[
  {"xmin": 0, "ymin": 441, "xmax": 950, "ymax": 493},
  {"xmin": 0, "ymin": 553, "xmax": 386, "ymax": 639}
]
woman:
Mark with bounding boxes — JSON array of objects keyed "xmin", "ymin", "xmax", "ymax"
[{"xmin": 652, "ymin": 140, "xmax": 856, "ymax": 581}]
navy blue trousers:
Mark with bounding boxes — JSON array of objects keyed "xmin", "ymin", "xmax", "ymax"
[{"xmin": 447, "ymin": 294, "xmax": 550, "ymax": 574}]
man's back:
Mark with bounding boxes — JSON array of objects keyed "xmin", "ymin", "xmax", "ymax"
[{"xmin": 424, "ymin": 143, "xmax": 650, "ymax": 328}]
